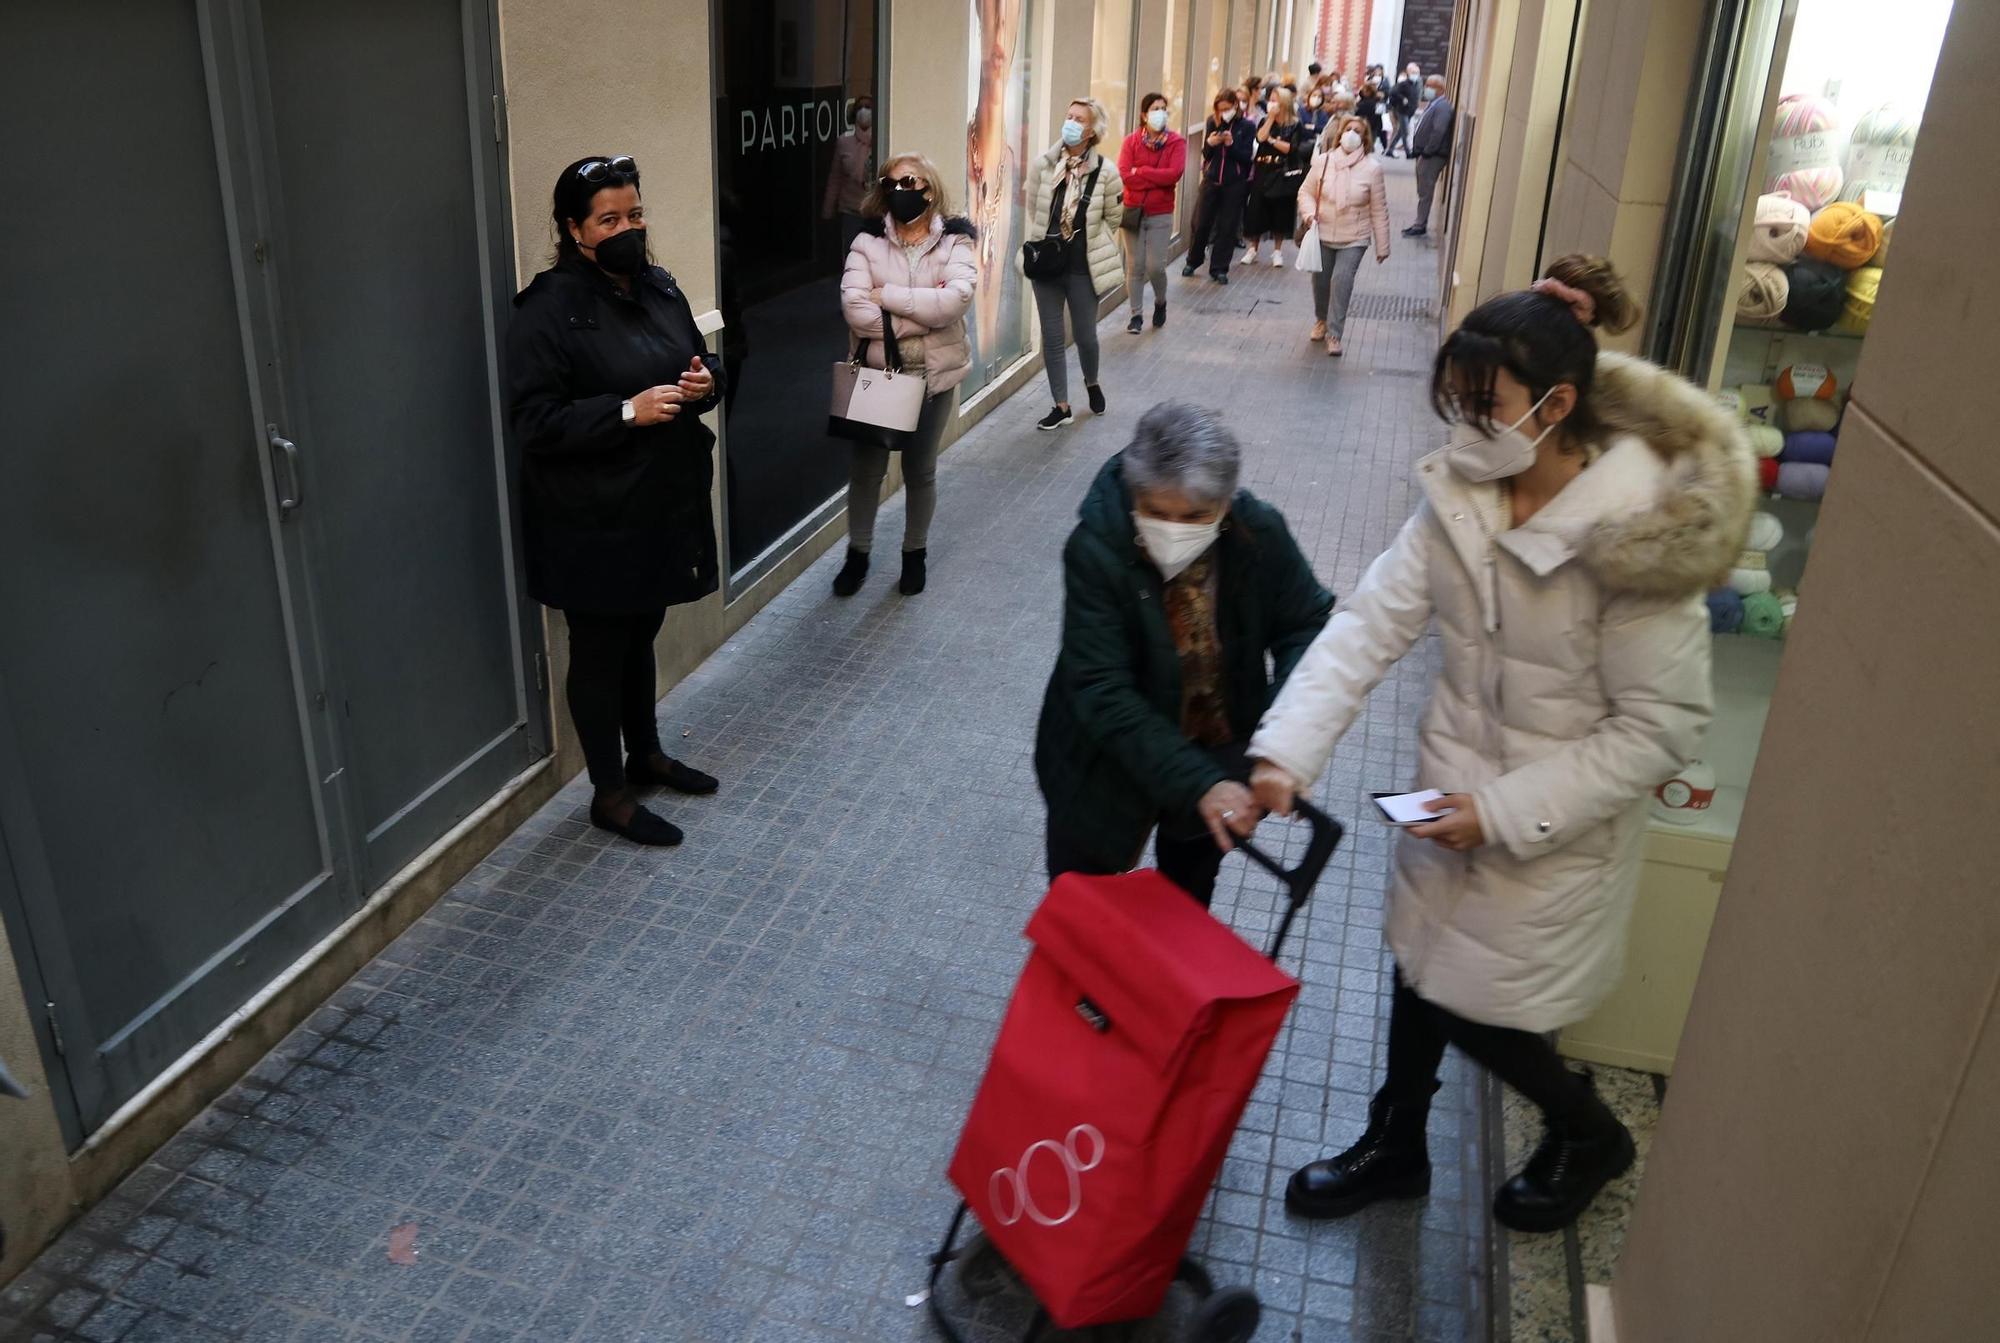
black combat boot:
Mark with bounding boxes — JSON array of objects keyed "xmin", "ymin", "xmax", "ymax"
[
  {"xmin": 1285, "ymin": 1082, "xmax": 1439, "ymax": 1219},
  {"xmin": 1492, "ymin": 1073, "xmax": 1635, "ymax": 1234}
]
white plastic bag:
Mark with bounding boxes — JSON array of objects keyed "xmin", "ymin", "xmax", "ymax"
[{"xmin": 1294, "ymin": 223, "xmax": 1323, "ymax": 273}]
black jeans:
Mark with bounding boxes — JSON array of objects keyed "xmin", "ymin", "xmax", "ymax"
[
  {"xmin": 1185, "ymin": 179, "xmax": 1250, "ymax": 276},
  {"xmin": 1046, "ymin": 823, "xmax": 1229, "ymax": 909},
  {"xmin": 1382, "ymin": 969, "xmax": 1593, "ymax": 1122},
  {"xmin": 562, "ymin": 607, "xmax": 668, "ymax": 790}
]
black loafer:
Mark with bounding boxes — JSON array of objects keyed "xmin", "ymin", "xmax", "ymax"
[
  {"xmin": 1181, "ymin": 264, "xmax": 1198, "ymax": 277},
  {"xmin": 626, "ymin": 754, "xmax": 719, "ymax": 795},
  {"xmin": 590, "ymin": 800, "xmax": 683, "ymax": 847}
]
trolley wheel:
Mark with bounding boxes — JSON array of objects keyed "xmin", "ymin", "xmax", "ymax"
[
  {"xmin": 957, "ymin": 1232, "xmax": 1010, "ymax": 1300},
  {"xmin": 1173, "ymin": 1256, "xmax": 1215, "ymax": 1298},
  {"xmin": 1187, "ymin": 1286, "xmax": 1261, "ymax": 1343}
]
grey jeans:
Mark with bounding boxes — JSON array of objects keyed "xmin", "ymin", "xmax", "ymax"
[
  {"xmin": 1311, "ymin": 243, "xmax": 1368, "ymax": 335},
  {"xmin": 1121, "ymin": 213, "xmax": 1172, "ymax": 315},
  {"xmin": 1033, "ymin": 268, "xmax": 1102, "ymax": 406},
  {"xmin": 1415, "ymin": 155, "xmax": 1446, "ymax": 229},
  {"xmin": 847, "ymin": 388, "xmax": 952, "ymax": 553}
]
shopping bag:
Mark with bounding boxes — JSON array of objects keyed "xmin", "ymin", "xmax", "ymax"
[
  {"xmin": 1294, "ymin": 222, "xmax": 1323, "ymax": 272},
  {"xmin": 829, "ymin": 322, "xmax": 925, "ymax": 448},
  {"xmin": 945, "ymin": 870, "xmax": 1299, "ymax": 1328}
]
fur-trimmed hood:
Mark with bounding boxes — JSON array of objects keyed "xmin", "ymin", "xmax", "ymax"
[
  {"xmin": 1580, "ymin": 351, "xmax": 1757, "ymax": 597},
  {"xmin": 857, "ymin": 214, "xmax": 977, "ymax": 240}
]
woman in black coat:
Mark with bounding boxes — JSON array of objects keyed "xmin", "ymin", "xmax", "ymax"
[{"xmin": 507, "ymin": 155, "xmax": 726, "ymax": 847}]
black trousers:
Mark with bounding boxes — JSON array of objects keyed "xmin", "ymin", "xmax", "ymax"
[
  {"xmin": 1046, "ymin": 822, "xmax": 1228, "ymax": 909},
  {"xmin": 1185, "ymin": 179, "xmax": 1250, "ymax": 276},
  {"xmin": 1382, "ymin": 968, "xmax": 1593, "ymax": 1122},
  {"xmin": 562, "ymin": 607, "xmax": 668, "ymax": 790}
]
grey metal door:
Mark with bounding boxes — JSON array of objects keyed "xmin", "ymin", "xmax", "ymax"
[
  {"xmin": 248, "ymin": 0, "xmax": 540, "ymax": 885},
  {"xmin": 0, "ymin": 2, "xmax": 355, "ymax": 1139}
]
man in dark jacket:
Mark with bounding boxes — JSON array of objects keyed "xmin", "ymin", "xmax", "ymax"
[
  {"xmin": 1406, "ymin": 75, "xmax": 1457, "ymax": 237},
  {"xmin": 1387, "ymin": 63, "xmax": 1422, "ymax": 157},
  {"xmin": 1035, "ymin": 403, "xmax": 1334, "ymax": 907},
  {"xmin": 1181, "ymin": 90, "xmax": 1260, "ymax": 283}
]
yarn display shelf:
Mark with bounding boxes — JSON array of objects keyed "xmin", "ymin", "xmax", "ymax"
[{"xmin": 1656, "ymin": 634, "xmax": 1786, "ymax": 845}]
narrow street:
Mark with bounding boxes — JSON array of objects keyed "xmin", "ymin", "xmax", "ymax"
[{"xmin": 4, "ymin": 161, "xmax": 1490, "ymax": 1343}]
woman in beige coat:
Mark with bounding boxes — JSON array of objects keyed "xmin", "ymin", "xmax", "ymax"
[
  {"xmin": 1250, "ymin": 256, "xmax": 1754, "ymax": 1234},
  {"xmin": 1022, "ymin": 97, "xmax": 1124, "ymax": 430},
  {"xmin": 835, "ymin": 152, "xmax": 978, "ymax": 598},
  {"xmin": 1297, "ymin": 115, "xmax": 1390, "ymax": 356}
]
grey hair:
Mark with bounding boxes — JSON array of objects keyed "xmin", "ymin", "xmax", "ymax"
[{"xmin": 1123, "ymin": 402, "xmax": 1242, "ymax": 506}]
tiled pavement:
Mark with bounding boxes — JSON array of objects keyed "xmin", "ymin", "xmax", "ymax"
[{"xmin": 2, "ymin": 161, "xmax": 1494, "ymax": 1343}]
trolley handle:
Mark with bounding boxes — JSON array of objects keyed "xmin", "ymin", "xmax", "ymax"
[{"xmin": 1234, "ymin": 798, "xmax": 1344, "ymax": 963}]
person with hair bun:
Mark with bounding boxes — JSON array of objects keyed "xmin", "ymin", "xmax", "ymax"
[{"xmin": 1249, "ymin": 256, "xmax": 1754, "ymax": 1234}]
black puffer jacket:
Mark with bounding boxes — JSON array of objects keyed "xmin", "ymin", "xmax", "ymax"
[{"xmin": 507, "ymin": 252, "xmax": 725, "ymax": 614}]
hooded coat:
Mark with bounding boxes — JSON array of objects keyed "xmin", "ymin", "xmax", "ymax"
[
  {"xmin": 840, "ymin": 213, "xmax": 978, "ymax": 393},
  {"xmin": 1036, "ymin": 456, "xmax": 1334, "ymax": 872},
  {"xmin": 1250, "ymin": 352, "xmax": 1756, "ymax": 1031},
  {"xmin": 1024, "ymin": 144, "xmax": 1127, "ymax": 299}
]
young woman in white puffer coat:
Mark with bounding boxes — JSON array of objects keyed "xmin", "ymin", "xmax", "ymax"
[
  {"xmin": 1249, "ymin": 255, "xmax": 1755, "ymax": 1235},
  {"xmin": 834, "ymin": 152, "xmax": 978, "ymax": 599}
]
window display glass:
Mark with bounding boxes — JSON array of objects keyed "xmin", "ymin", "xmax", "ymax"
[
  {"xmin": 1653, "ymin": 0, "xmax": 1953, "ymax": 840},
  {"xmin": 1091, "ymin": 0, "xmax": 1135, "ymax": 138},
  {"xmin": 964, "ymin": 0, "xmax": 1037, "ymax": 397}
]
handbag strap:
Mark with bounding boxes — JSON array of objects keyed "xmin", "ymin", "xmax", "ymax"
[
  {"xmin": 853, "ymin": 314, "xmax": 907, "ymax": 373},
  {"xmin": 1046, "ymin": 160, "xmax": 1104, "ymax": 237}
]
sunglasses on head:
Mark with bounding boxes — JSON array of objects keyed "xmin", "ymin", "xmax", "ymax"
[
  {"xmin": 879, "ymin": 175, "xmax": 929, "ymax": 192},
  {"xmin": 575, "ymin": 155, "xmax": 637, "ymax": 184}
]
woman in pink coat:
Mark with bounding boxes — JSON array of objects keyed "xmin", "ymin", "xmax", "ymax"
[
  {"xmin": 834, "ymin": 152, "xmax": 979, "ymax": 598},
  {"xmin": 1296, "ymin": 115, "xmax": 1391, "ymax": 357}
]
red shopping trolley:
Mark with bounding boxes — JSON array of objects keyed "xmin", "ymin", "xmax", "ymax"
[{"xmin": 923, "ymin": 802, "xmax": 1343, "ymax": 1343}]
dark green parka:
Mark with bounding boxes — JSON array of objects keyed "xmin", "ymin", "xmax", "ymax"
[{"xmin": 1035, "ymin": 455, "xmax": 1335, "ymax": 869}]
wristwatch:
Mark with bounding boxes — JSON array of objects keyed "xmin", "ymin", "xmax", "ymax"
[{"xmin": 620, "ymin": 398, "xmax": 636, "ymax": 427}]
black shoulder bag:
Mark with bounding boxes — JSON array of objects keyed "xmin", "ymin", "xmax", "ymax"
[{"xmin": 1021, "ymin": 164, "xmax": 1103, "ymax": 280}]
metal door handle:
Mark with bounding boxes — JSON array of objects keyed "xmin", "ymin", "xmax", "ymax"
[{"xmin": 267, "ymin": 425, "xmax": 302, "ymax": 515}]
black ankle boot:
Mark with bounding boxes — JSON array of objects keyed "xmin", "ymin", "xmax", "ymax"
[
  {"xmin": 898, "ymin": 548, "xmax": 927, "ymax": 596},
  {"xmin": 1285, "ymin": 1083, "xmax": 1438, "ymax": 1219},
  {"xmin": 1492, "ymin": 1074, "xmax": 1635, "ymax": 1234},
  {"xmin": 832, "ymin": 548, "xmax": 869, "ymax": 597}
]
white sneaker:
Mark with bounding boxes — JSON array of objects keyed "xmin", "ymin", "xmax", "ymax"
[
  {"xmin": 1270, "ymin": 249, "xmax": 1286, "ymax": 268},
  {"xmin": 1241, "ymin": 247, "xmax": 1260, "ymax": 266}
]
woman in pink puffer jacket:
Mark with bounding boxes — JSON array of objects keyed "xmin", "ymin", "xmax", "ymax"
[
  {"xmin": 1296, "ymin": 114, "xmax": 1391, "ymax": 358},
  {"xmin": 834, "ymin": 151, "xmax": 979, "ymax": 599}
]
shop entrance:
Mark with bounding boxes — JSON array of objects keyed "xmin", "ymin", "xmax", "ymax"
[
  {"xmin": 711, "ymin": 0, "xmax": 883, "ymax": 581},
  {"xmin": 0, "ymin": 0, "xmax": 539, "ymax": 1142}
]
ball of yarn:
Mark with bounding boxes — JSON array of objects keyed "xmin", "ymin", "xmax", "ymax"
[
  {"xmin": 1782, "ymin": 430, "xmax": 1837, "ymax": 465},
  {"xmin": 1708, "ymin": 588, "xmax": 1745, "ymax": 635},
  {"xmin": 1774, "ymin": 362, "xmax": 1837, "ymax": 401},
  {"xmin": 1869, "ymin": 217, "xmax": 1893, "ymax": 267},
  {"xmin": 1779, "ymin": 398, "xmax": 1840, "ymax": 432},
  {"xmin": 1748, "ymin": 425, "xmax": 1785, "ymax": 457},
  {"xmin": 1749, "ymin": 193, "xmax": 1811, "ymax": 263},
  {"xmin": 1782, "ymin": 259, "xmax": 1848, "ymax": 332},
  {"xmin": 1747, "ymin": 511, "xmax": 1784, "ymax": 551},
  {"xmin": 1741, "ymin": 591, "xmax": 1787, "ymax": 638},
  {"xmin": 1730, "ymin": 565, "xmax": 1773, "ymax": 595},
  {"xmin": 1777, "ymin": 461, "xmax": 1829, "ymax": 501},
  {"xmin": 1842, "ymin": 104, "xmax": 1919, "ymax": 203},
  {"xmin": 1738, "ymin": 262, "xmax": 1790, "ymax": 323},
  {"xmin": 1759, "ymin": 457, "xmax": 1781, "ymax": 491},
  {"xmin": 1804, "ymin": 202, "xmax": 1883, "ymax": 269},
  {"xmin": 1713, "ymin": 388, "xmax": 1745, "ymax": 420},
  {"xmin": 1764, "ymin": 94, "xmax": 1844, "ymax": 209},
  {"xmin": 1834, "ymin": 266, "xmax": 1882, "ymax": 336}
]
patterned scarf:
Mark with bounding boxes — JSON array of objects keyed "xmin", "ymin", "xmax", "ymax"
[
  {"xmin": 1059, "ymin": 151, "xmax": 1093, "ymax": 240},
  {"xmin": 1164, "ymin": 553, "xmax": 1231, "ymax": 746}
]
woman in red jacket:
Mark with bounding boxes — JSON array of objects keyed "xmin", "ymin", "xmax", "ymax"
[{"xmin": 1116, "ymin": 92, "xmax": 1187, "ymax": 335}]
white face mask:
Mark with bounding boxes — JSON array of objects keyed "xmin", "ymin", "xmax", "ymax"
[
  {"xmin": 1147, "ymin": 107, "xmax": 1170, "ymax": 132},
  {"xmin": 1133, "ymin": 512, "xmax": 1222, "ymax": 580},
  {"xmin": 1340, "ymin": 130, "xmax": 1362, "ymax": 152},
  {"xmin": 1219, "ymin": 108, "xmax": 1237, "ymax": 123},
  {"xmin": 855, "ymin": 108, "xmax": 873, "ymax": 129},
  {"xmin": 1444, "ymin": 389, "xmax": 1557, "ymax": 482}
]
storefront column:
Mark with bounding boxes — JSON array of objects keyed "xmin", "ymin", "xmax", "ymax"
[{"xmin": 1607, "ymin": 2, "xmax": 2000, "ymax": 1336}]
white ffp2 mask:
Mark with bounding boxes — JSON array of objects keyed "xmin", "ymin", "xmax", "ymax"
[
  {"xmin": 1444, "ymin": 390, "xmax": 1557, "ymax": 482},
  {"xmin": 1133, "ymin": 513, "xmax": 1222, "ymax": 580},
  {"xmin": 1340, "ymin": 130, "xmax": 1362, "ymax": 152}
]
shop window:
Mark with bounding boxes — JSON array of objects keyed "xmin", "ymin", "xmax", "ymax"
[
  {"xmin": 712, "ymin": 0, "xmax": 881, "ymax": 579},
  {"xmin": 1091, "ymin": 0, "xmax": 1135, "ymax": 141},
  {"xmin": 964, "ymin": 0, "xmax": 1038, "ymax": 397}
]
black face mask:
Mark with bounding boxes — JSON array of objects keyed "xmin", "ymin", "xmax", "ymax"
[
  {"xmin": 886, "ymin": 189, "xmax": 931, "ymax": 225},
  {"xmin": 589, "ymin": 228, "xmax": 648, "ymax": 277}
]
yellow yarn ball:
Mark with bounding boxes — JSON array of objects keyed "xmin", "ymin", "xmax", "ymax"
[{"xmin": 1833, "ymin": 266, "xmax": 1882, "ymax": 336}]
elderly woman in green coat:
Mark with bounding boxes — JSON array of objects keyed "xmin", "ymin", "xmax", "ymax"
[{"xmin": 1035, "ymin": 402, "xmax": 1334, "ymax": 907}]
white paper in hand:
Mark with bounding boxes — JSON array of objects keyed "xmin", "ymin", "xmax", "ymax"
[{"xmin": 1375, "ymin": 789, "xmax": 1452, "ymax": 826}]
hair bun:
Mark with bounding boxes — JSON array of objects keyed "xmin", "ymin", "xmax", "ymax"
[{"xmin": 1540, "ymin": 254, "xmax": 1639, "ymax": 334}]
